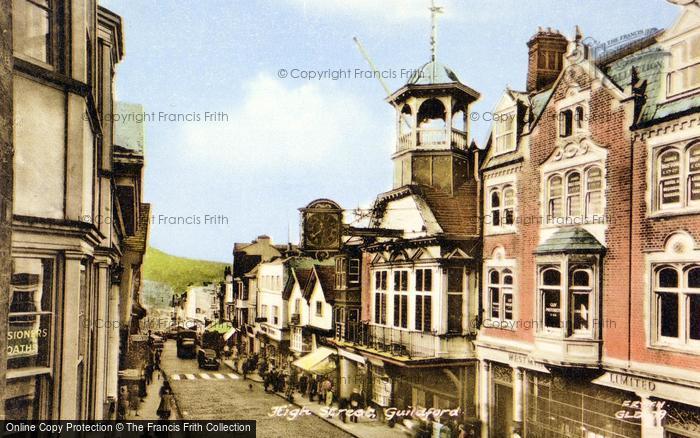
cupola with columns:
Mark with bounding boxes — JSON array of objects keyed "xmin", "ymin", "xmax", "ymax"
[{"xmin": 387, "ymin": 0, "xmax": 481, "ymax": 192}]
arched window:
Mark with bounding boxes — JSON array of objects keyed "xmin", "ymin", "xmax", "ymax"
[
  {"xmin": 656, "ymin": 266, "xmax": 680, "ymax": 339},
  {"xmin": 548, "ymin": 175, "xmax": 563, "ymax": 220},
  {"xmin": 540, "ymin": 268, "xmax": 562, "ymax": 329},
  {"xmin": 658, "ymin": 149, "xmax": 681, "ymax": 209},
  {"xmin": 417, "ymin": 99, "xmax": 446, "ymax": 129},
  {"xmin": 569, "ymin": 268, "xmax": 592, "ymax": 332},
  {"xmin": 687, "ymin": 143, "xmax": 700, "ymax": 205},
  {"xmin": 487, "ymin": 268, "xmax": 514, "ymax": 321},
  {"xmin": 566, "ymin": 171, "xmax": 582, "ymax": 217},
  {"xmin": 490, "ymin": 190, "xmax": 501, "ymax": 226},
  {"xmin": 585, "ymin": 166, "xmax": 603, "ymax": 217}
]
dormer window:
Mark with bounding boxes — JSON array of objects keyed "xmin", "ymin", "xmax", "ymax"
[
  {"xmin": 493, "ymin": 111, "xmax": 516, "ymax": 154},
  {"xmin": 667, "ymin": 35, "xmax": 700, "ymax": 98}
]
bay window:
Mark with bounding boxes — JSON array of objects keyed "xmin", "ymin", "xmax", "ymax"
[{"xmin": 538, "ymin": 262, "xmax": 598, "ymax": 336}]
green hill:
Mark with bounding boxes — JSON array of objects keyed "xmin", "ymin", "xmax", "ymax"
[{"xmin": 143, "ymin": 246, "xmax": 229, "ymax": 294}]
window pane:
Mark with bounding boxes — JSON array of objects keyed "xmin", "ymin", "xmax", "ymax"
[
  {"xmin": 375, "ymin": 293, "xmax": 381, "ymax": 323},
  {"xmin": 490, "ymin": 270, "xmax": 500, "ymax": 285},
  {"xmin": 544, "ymin": 290, "xmax": 561, "ymax": 328},
  {"xmin": 504, "ymin": 291, "xmax": 513, "ymax": 320},
  {"xmin": 401, "ymin": 295, "xmax": 408, "ymax": 329},
  {"xmin": 503, "ymin": 270, "xmax": 513, "ymax": 285},
  {"xmin": 567, "ymin": 172, "xmax": 582, "ymax": 216},
  {"xmin": 424, "ymin": 296, "xmax": 432, "ymax": 331},
  {"xmin": 491, "ymin": 191, "xmax": 501, "ymax": 207},
  {"xmin": 690, "ymin": 294, "xmax": 700, "ymax": 341},
  {"xmin": 447, "ymin": 294, "xmax": 462, "ymax": 332},
  {"xmin": 659, "ymin": 292, "xmax": 679, "ymax": 338},
  {"xmin": 542, "ymin": 269, "xmax": 561, "ymax": 286},
  {"xmin": 415, "ymin": 297, "xmax": 423, "ymax": 331},
  {"xmin": 393, "ymin": 295, "xmax": 400, "ymax": 327},
  {"xmin": 573, "ymin": 292, "xmax": 589, "ymax": 330},
  {"xmin": 572, "ymin": 270, "xmax": 590, "ymax": 287},
  {"xmin": 660, "ymin": 151, "xmax": 681, "ymax": 205},
  {"xmin": 689, "ymin": 267, "xmax": 700, "ymax": 289},
  {"xmin": 447, "ymin": 268, "xmax": 463, "ymax": 292},
  {"xmin": 9, "ymin": 258, "xmax": 53, "ymax": 370},
  {"xmin": 549, "ymin": 176, "xmax": 563, "ymax": 218},
  {"xmin": 424, "ymin": 269, "xmax": 432, "ymax": 291},
  {"xmin": 689, "ymin": 146, "xmax": 700, "ymax": 202},
  {"xmin": 13, "ymin": 0, "xmax": 51, "ymax": 64},
  {"xmin": 659, "ymin": 268, "xmax": 679, "ymax": 288},
  {"xmin": 416, "ymin": 270, "xmax": 423, "ymax": 291},
  {"xmin": 490, "ymin": 287, "xmax": 500, "ymax": 318}
]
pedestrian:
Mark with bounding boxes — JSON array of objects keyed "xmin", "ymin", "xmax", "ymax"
[
  {"xmin": 145, "ymin": 363, "xmax": 153, "ymax": 386},
  {"xmin": 324, "ymin": 387, "xmax": 334, "ymax": 417},
  {"xmin": 157, "ymin": 388, "xmax": 174, "ymax": 420},
  {"xmin": 349, "ymin": 387, "xmax": 362, "ymax": 423},
  {"xmin": 338, "ymin": 397, "xmax": 348, "ymax": 423},
  {"xmin": 118, "ymin": 385, "xmax": 129, "ymax": 420},
  {"xmin": 320, "ymin": 377, "xmax": 332, "ymax": 405},
  {"xmin": 159, "ymin": 380, "xmax": 171, "ymax": 398},
  {"xmin": 309, "ymin": 377, "xmax": 317, "ymax": 401},
  {"xmin": 457, "ymin": 424, "xmax": 468, "ymax": 438},
  {"xmin": 128, "ymin": 383, "xmax": 140, "ymax": 417},
  {"xmin": 298, "ymin": 374, "xmax": 308, "ymax": 394},
  {"xmin": 242, "ymin": 360, "xmax": 248, "ymax": 380}
]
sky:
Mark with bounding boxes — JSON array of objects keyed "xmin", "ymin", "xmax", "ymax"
[{"xmin": 100, "ymin": 0, "xmax": 679, "ymax": 262}]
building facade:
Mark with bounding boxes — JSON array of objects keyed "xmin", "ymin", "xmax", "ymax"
[
  {"xmin": 476, "ymin": 2, "xmax": 700, "ymax": 437},
  {"xmin": 5, "ymin": 0, "xmax": 149, "ymax": 420}
]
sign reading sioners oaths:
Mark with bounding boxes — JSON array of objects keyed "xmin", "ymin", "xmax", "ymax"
[{"xmin": 8, "ymin": 272, "xmax": 51, "ymax": 363}]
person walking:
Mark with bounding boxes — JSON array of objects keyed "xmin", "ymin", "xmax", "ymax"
[
  {"xmin": 118, "ymin": 385, "xmax": 129, "ymax": 420},
  {"xmin": 128, "ymin": 383, "xmax": 140, "ymax": 417},
  {"xmin": 157, "ymin": 387, "xmax": 174, "ymax": 420},
  {"xmin": 349, "ymin": 388, "xmax": 362, "ymax": 423},
  {"xmin": 325, "ymin": 387, "xmax": 334, "ymax": 417}
]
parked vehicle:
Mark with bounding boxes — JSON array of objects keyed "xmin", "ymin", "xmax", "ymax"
[
  {"xmin": 176, "ymin": 330, "xmax": 197, "ymax": 359},
  {"xmin": 197, "ymin": 348, "xmax": 220, "ymax": 370},
  {"xmin": 149, "ymin": 333, "xmax": 164, "ymax": 351}
]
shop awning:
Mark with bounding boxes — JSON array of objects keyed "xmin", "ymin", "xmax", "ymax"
[
  {"xmin": 292, "ymin": 347, "xmax": 336, "ymax": 375},
  {"xmin": 223, "ymin": 328, "xmax": 238, "ymax": 341}
]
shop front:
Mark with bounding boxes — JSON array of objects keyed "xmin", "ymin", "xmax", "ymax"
[{"xmin": 5, "ymin": 257, "xmax": 56, "ymax": 420}]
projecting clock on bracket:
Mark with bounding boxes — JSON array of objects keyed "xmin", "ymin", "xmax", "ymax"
[{"xmin": 299, "ymin": 199, "xmax": 343, "ymax": 255}]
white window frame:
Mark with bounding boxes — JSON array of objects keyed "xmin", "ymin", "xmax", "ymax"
[
  {"xmin": 485, "ymin": 177, "xmax": 517, "ymax": 235},
  {"xmin": 493, "ymin": 110, "xmax": 516, "ymax": 155},
  {"xmin": 487, "ymin": 267, "xmax": 514, "ymax": 323},
  {"xmin": 652, "ymin": 142, "xmax": 700, "ymax": 213},
  {"xmin": 414, "ymin": 268, "xmax": 433, "ymax": 332},
  {"xmin": 666, "ymin": 34, "xmax": 700, "ymax": 98},
  {"xmin": 373, "ymin": 270, "xmax": 388, "ymax": 325},
  {"xmin": 544, "ymin": 164, "xmax": 604, "ymax": 225},
  {"xmin": 652, "ymin": 263, "xmax": 700, "ymax": 349},
  {"xmin": 392, "ymin": 270, "xmax": 409, "ymax": 329}
]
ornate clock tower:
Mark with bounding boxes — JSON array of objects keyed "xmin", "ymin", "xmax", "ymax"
[{"xmin": 299, "ymin": 199, "xmax": 343, "ymax": 259}]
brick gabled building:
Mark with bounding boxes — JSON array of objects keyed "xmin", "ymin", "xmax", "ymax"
[{"xmin": 476, "ymin": 2, "xmax": 700, "ymax": 437}]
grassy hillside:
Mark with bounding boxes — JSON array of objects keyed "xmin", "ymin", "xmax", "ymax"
[{"xmin": 143, "ymin": 246, "xmax": 229, "ymax": 294}]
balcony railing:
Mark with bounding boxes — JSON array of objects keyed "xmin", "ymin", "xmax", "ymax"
[
  {"xmin": 338, "ymin": 321, "xmax": 436, "ymax": 359},
  {"xmin": 397, "ymin": 128, "xmax": 468, "ymax": 152}
]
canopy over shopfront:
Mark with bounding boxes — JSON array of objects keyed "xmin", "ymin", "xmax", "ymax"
[{"xmin": 292, "ymin": 346, "xmax": 337, "ymax": 376}]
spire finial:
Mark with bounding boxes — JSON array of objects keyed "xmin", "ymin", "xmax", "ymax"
[{"xmin": 429, "ymin": 0, "xmax": 443, "ymax": 62}]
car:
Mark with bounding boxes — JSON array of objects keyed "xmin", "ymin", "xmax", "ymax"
[{"xmin": 197, "ymin": 348, "xmax": 220, "ymax": 370}]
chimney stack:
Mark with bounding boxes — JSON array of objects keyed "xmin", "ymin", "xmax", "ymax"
[{"xmin": 526, "ymin": 27, "xmax": 568, "ymax": 93}]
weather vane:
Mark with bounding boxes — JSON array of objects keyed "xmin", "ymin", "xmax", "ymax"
[{"xmin": 429, "ymin": 0, "xmax": 444, "ymax": 62}]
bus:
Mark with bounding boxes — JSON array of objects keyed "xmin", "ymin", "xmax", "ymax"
[{"xmin": 176, "ymin": 330, "xmax": 197, "ymax": 359}]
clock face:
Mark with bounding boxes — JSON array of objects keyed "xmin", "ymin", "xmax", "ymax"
[{"xmin": 304, "ymin": 213, "xmax": 340, "ymax": 248}]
